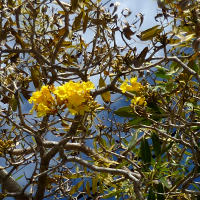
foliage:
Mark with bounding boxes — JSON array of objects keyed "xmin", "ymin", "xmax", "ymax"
[{"xmin": 0, "ymin": 0, "xmax": 200, "ymax": 199}]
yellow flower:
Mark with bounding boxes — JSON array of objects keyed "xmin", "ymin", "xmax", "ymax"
[
  {"xmin": 29, "ymin": 81, "xmax": 96, "ymax": 117},
  {"xmin": 28, "ymin": 85, "xmax": 55, "ymax": 105},
  {"xmin": 131, "ymin": 96, "xmax": 147, "ymax": 106},
  {"xmin": 68, "ymin": 108, "xmax": 78, "ymax": 115},
  {"xmin": 37, "ymin": 103, "xmax": 51, "ymax": 117},
  {"xmin": 53, "ymin": 81, "xmax": 95, "ymax": 115},
  {"xmin": 130, "ymin": 77, "xmax": 143, "ymax": 92},
  {"xmin": 120, "ymin": 79, "xmax": 129, "ymax": 93},
  {"xmin": 28, "ymin": 85, "xmax": 56, "ymax": 117},
  {"xmin": 120, "ymin": 77, "xmax": 143, "ymax": 93},
  {"xmin": 53, "ymin": 84, "xmax": 68, "ymax": 102}
]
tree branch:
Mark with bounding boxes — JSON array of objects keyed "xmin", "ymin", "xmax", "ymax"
[
  {"xmin": 167, "ymin": 56, "xmax": 200, "ymax": 81},
  {"xmin": 64, "ymin": 156, "xmax": 144, "ymax": 200},
  {"xmin": 0, "ymin": 166, "xmax": 31, "ymax": 200}
]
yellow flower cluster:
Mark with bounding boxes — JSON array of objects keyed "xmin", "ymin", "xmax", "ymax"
[
  {"xmin": 54, "ymin": 81, "xmax": 95, "ymax": 115},
  {"xmin": 120, "ymin": 77, "xmax": 144, "ymax": 93},
  {"xmin": 131, "ymin": 96, "xmax": 147, "ymax": 106},
  {"xmin": 29, "ymin": 85, "xmax": 56, "ymax": 117},
  {"xmin": 29, "ymin": 81, "xmax": 96, "ymax": 117},
  {"xmin": 120, "ymin": 77, "xmax": 147, "ymax": 106}
]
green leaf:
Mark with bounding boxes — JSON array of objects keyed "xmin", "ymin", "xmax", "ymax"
[
  {"xmin": 151, "ymin": 133, "xmax": 161, "ymax": 157},
  {"xmin": 99, "ymin": 76, "xmax": 111, "ymax": 103},
  {"xmin": 161, "ymin": 141, "xmax": 173, "ymax": 155},
  {"xmin": 64, "ymin": 173, "xmax": 83, "ymax": 179},
  {"xmin": 188, "ymin": 60, "xmax": 199, "ymax": 73},
  {"xmin": 147, "ymin": 187, "xmax": 156, "ymax": 200},
  {"xmin": 155, "ymin": 66, "xmax": 171, "ymax": 79},
  {"xmin": 128, "ymin": 131, "xmax": 138, "ymax": 150},
  {"xmin": 31, "ymin": 136, "xmax": 36, "ymax": 144},
  {"xmin": 140, "ymin": 138, "xmax": 151, "ymax": 165},
  {"xmin": 114, "ymin": 106, "xmax": 152, "ymax": 125},
  {"xmin": 15, "ymin": 174, "xmax": 24, "ymax": 181},
  {"xmin": 168, "ymin": 38, "xmax": 181, "ymax": 45},
  {"xmin": 99, "ymin": 137, "xmax": 107, "ymax": 148},
  {"xmin": 137, "ymin": 47, "xmax": 148, "ymax": 62},
  {"xmin": 152, "ymin": 84, "xmax": 167, "ymax": 93},
  {"xmin": 160, "ymin": 177, "xmax": 171, "ymax": 189},
  {"xmin": 83, "ymin": 11, "xmax": 89, "ymax": 33},
  {"xmin": 147, "ymin": 97, "xmax": 163, "ymax": 122},
  {"xmin": 9, "ymin": 96, "xmax": 18, "ymax": 111},
  {"xmin": 71, "ymin": 0, "xmax": 79, "ymax": 11},
  {"xmin": 85, "ymin": 181, "xmax": 90, "ymax": 195},
  {"xmin": 181, "ymin": 33, "xmax": 195, "ymax": 43},
  {"xmin": 30, "ymin": 66, "xmax": 42, "ymax": 90},
  {"xmin": 92, "ymin": 177, "xmax": 98, "ymax": 194},
  {"xmin": 156, "ymin": 183, "xmax": 165, "ymax": 200},
  {"xmin": 138, "ymin": 25, "xmax": 162, "ymax": 41},
  {"xmin": 191, "ymin": 183, "xmax": 200, "ymax": 191},
  {"xmin": 147, "ymin": 102, "xmax": 162, "ymax": 115},
  {"xmin": 72, "ymin": 12, "xmax": 83, "ymax": 30},
  {"xmin": 114, "ymin": 106, "xmax": 135, "ymax": 117},
  {"xmin": 69, "ymin": 180, "xmax": 84, "ymax": 195},
  {"xmin": 102, "ymin": 189, "xmax": 121, "ymax": 199},
  {"xmin": 129, "ymin": 117, "xmax": 152, "ymax": 126},
  {"xmin": 93, "ymin": 138, "xmax": 97, "ymax": 151}
]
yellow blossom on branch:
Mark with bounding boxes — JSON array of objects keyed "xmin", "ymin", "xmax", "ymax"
[
  {"xmin": 28, "ymin": 85, "xmax": 56, "ymax": 117},
  {"xmin": 53, "ymin": 81, "xmax": 95, "ymax": 115},
  {"xmin": 120, "ymin": 77, "xmax": 144, "ymax": 93},
  {"xmin": 29, "ymin": 81, "xmax": 96, "ymax": 117},
  {"xmin": 131, "ymin": 96, "xmax": 147, "ymax": 106}
]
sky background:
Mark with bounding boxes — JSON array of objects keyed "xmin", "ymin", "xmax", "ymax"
[
  {"xmin": 1, "ymin": 0, "xmax": 160, "ymax": 199},
  {"xmin": 112, "ymin": 0, "xmax": 158, "ymax": 28}
]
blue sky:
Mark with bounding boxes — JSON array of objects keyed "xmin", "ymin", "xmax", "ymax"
[
  {"xmin": 113, "ymin": 0, "xmax": 158, "ymax": 28},
  {"xmin": 0, "ymin": 0, "xmax": 161, "ymax": 199}
]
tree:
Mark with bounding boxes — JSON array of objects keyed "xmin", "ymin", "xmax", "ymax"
[{"xmin": 0, "ymin": 0, "xmax": 200, "ymax": 199}]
